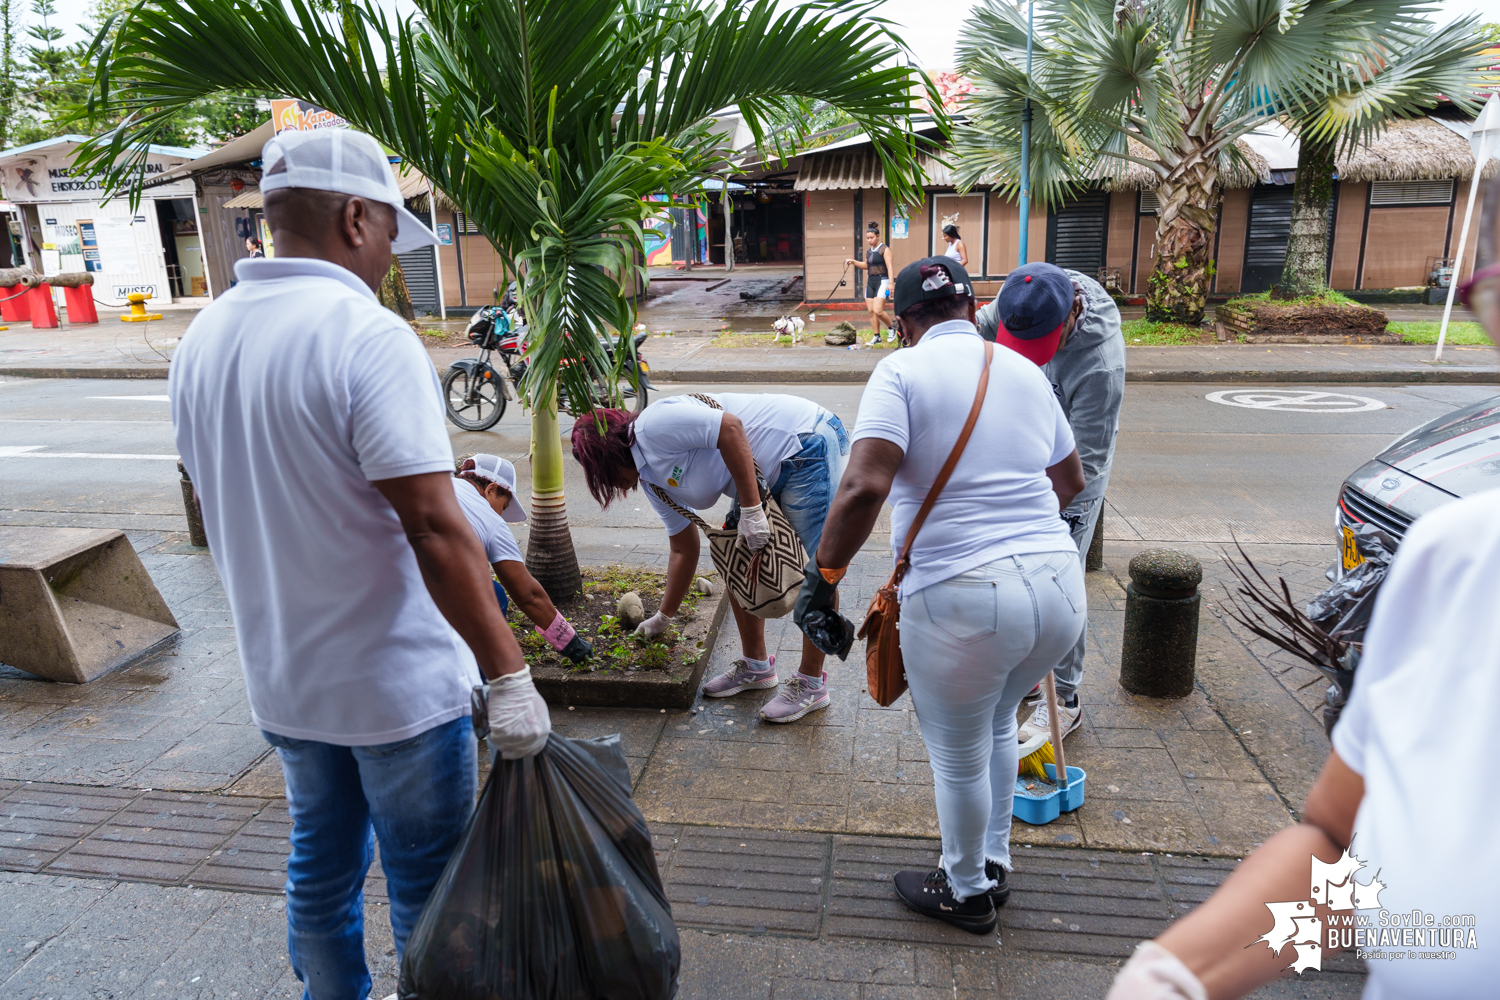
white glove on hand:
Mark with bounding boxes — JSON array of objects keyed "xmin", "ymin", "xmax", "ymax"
[
  {"xmin": 738, "ymin": 502, "xmax": 770, "ymax": 552},
  {"xmin": 634, "ymin": 610, "xmax": 675, "ymax": 638},
  {"xmin": 1105, "ymin": 942, "xmax": 1207, "ymax": 1000},
  {"xmin": 486, "ymin": 668, "xmax": 550, "ymax": 760}
]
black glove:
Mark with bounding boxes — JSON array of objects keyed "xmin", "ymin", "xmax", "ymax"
[
  {"xmin": 561, "ymin": 633, "xmax": 594, "ymax": 664},
  {"xmin": 793, "ymin": 557, "xmax": 855, "ymax": 660}
]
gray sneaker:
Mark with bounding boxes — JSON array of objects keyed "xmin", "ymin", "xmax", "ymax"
[
  {"xmin": 760, "ymin": 672, "xmax": 830, "ymax": 724},
  {"xmin": 703, "ymin": 655, "xmax": 778, "ymax": 698}
]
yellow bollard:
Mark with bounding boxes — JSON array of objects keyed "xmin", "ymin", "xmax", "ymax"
[{"xmin": 120, "ymin": 293, "xmax": 163, "ymax": 322}]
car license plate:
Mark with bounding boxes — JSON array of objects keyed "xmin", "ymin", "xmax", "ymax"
[{"xmin": 1341, "ymin": 526, "xmax": 1365, "ymax": 571}]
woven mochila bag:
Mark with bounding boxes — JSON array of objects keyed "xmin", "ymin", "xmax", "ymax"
[
  {"xmin": 648, "ymin": 395, "xmax": 806, "ymax": 619},
  {"xmin": 859, "ymin": 342, "xmax": 993, "ymax": 706}
]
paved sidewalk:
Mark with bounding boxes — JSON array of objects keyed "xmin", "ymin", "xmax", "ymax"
[{"xmin": 0, "ymin": 529, "xmax": 1364, "ymax": 997}]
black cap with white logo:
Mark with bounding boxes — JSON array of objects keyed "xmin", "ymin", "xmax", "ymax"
[{"xmin": 892, "ymin": 256, "xmax": 974, "ymax": 316}]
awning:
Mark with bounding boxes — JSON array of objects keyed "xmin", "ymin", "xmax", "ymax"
[
  {"xmin": 793, "ymin": 148, "xmax": 955, "ymax": 191},
  {"xmin": 146, "ymin": 121, "xmax": 276, "ymax": 189},
  {"xmin": 207, "ymin": 161, "xmax": 431, "ymax": 209}
]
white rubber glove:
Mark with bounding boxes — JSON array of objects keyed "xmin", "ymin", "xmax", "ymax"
[
  {"xmin": 485, "ymin": 668, "xmax": 550, "ymax": 760},
  {"xmin": 1105, "ymin": 942, "xmax": 1207, "ymax": 1000},
  {"xmin": 738, "ymin": 502, "xmax": 770, "ymax": 552},
  {"xmin": 634, "ymin": 610, "xmax": 675, "ymax": 638}
]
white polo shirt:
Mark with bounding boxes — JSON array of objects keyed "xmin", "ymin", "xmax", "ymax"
[
  {"xmin": 852, "ymin": 320, "xmax": 1076, "ymax": 598},
  {"xmin": 453, "ymin": 477, "xmax": 523, "ymax": 565},
  {"xmin": 634, "ymin": 393, "xmax": 822, "ymax": 535},
  {"xmin": 171, "ymin": 257, "xmax": 474, "ymax": 746},
  {"xmin": 1331, "ymin": 489, "xmax": 1500, "ymax": 999}
]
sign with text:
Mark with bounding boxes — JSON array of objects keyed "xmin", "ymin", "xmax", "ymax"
[{"xmin": 270, "ymin": 99, "xmax": 350, "ymax": 135}]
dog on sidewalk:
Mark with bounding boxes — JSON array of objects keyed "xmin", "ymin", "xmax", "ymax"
[{"xmin": 772, "ymin": 315, "xmax": 805, "ymax": 344}]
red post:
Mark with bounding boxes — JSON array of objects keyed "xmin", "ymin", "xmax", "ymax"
[
  {"xmin": 27, "ymin": 285, "xmax": 58, "ymax": 329},
  {"xmin": 0, "ymin": 285, "xmax": 30, "ymax": 323},
  {"xmin": 63, "ymin": 285, "xmax": 98, "ymax": 324}
]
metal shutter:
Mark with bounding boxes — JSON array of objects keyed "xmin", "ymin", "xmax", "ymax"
[
  {"xmin": 1139, "ymin": 189, "xmax": 1159, "ymax": 214},
  {"xmin": 397, "ymin": 208, "xmax": 440, "ymax": 316},
  {"xmin": 1046, "ymin": 190, "xmax": 1108, "ymax": 273},
  {"xmin": 1369, "ymin": 180, "xmax": 1453, "ymax": 205},
  {"xmin": 1240, "ymin": 185, "xmax": 1295, "ymax": 293}
]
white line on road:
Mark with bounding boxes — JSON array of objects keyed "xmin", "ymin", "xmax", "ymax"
[
  {"xmin": 1204, "ymin": 389, "xmax": 1388, "ymax": 412},
  {"xmin": 0, "ymin": 446, "xmax": 179, "ymax": 460},
  {"xmin": 87, "ymin": 395, "xmax": 170, "ymax": 401}
]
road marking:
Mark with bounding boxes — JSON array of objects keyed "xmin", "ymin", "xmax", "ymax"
[
  {"xmin": 88, "ymin": 395, "xmax": 170, "ymax": 401},
  {"xmin": 1205, "ymin": 389, "xmax": 1387, "ymax": 413},
  {"xmin": 0, "ymin": 446, "xmax": 178, "ymax": 460}
]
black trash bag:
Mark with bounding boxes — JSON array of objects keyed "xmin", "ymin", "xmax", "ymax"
[
  {"xmin": 1305, "ymin": 524, "xmax": 1396, "ymax": 736},
  {"xmin": 398, "ymin": 734, "xmax": 679, "ymax": 1000}
]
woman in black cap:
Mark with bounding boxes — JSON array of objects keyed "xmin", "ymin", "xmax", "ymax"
[{"xmin": 845, "ymin": 222, "xmax": 895, "ymax": 346}]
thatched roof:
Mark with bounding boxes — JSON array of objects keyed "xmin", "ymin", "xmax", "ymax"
[{"xmin": 1335, "ymin": 116, "xmax": 1500, "ymax": 183}]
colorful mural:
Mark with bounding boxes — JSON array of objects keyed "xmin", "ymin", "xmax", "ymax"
[{"xmin": 642, "ymin": 195, "xmax": 710, "ymax": 266}]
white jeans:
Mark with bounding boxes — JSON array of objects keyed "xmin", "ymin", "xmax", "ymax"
[{"xmin": 902, "ymin": 552, "xmax": 1087, "ymax": 900}]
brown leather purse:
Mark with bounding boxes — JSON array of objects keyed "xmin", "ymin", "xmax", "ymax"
[{"xmin": 858, "ymin": 341, "xmax": 993, "ymax": 707}]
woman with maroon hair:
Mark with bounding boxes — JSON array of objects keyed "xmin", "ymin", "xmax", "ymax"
[{"xmin": 571, "ymin": 393, "xmax": 848, "ymax": 723}]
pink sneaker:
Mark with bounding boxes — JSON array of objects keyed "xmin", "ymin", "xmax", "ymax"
[
  {"xmin": 759, "ymin": 672, "xmax": 830, "ymax": 724},
  {"xmin": 702, "ymin": 655, "xmax": 778, "ymax": 698}
]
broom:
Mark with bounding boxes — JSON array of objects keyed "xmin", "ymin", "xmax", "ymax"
[{"xmin": 1018, "ymin": 672, "xmax": 1069, "ymax": 786}]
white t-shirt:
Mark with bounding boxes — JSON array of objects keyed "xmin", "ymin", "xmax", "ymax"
[
  {"xmin": 171, "ymin": 257, "xmax": 474, "ymax": 746},
  {"xmin": 853, "ymin": 320, "xmax": 1077, "ymax": 597},
  {"xmin": 634, "ymin": 393, "xmax": 822, "ymax": 535},
  {"xmin": 452, "ymin": 477, "xmax": 523, "ymax": 565},
  {"xmin": 1331, "ymin": 488, "xmax": 1500, "ymax": 1000}
]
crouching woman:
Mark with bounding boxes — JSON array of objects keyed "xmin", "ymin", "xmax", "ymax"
[{"xmin": 571, "ymin": 393, "xmax": 848, "ymax": 722}]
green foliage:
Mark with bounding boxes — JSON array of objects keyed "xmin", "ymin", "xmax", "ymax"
[
  {"xmin": 1388, "ymin": 321, "xmax": 1490, "ymax": 345},
  {"xmin": 1237, "ymin": 288, "xmax": 1359, "ymax": 307},
  {"xmin": 1120, "ymin": 319, "xmax": 1209, "ymax": 345},
  {"xmin": 78, "ymin": 0, "xmax": 941, "ymax": 414}
]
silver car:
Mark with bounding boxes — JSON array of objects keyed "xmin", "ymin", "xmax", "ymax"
[{"xmin": 1337, "ymin": 393, "xmax": 1500, "ymax": 571}]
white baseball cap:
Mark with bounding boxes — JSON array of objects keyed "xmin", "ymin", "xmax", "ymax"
[
  {"xmin": 259, "ymin": 128, "xmax": 439, "ymax": 253},
  {"xmin": 466, "ymin": 454, "xmax": 527, "ymax": 522}
]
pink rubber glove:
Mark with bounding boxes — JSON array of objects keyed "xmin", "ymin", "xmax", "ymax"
[{"xmin": 535, "ymin": 610, "xmax": 577, "ymax": 651}]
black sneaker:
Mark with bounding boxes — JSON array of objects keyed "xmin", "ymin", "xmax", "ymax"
[
  {"xmin": 985, "ymin": 861, "xmax": 1012, "ymax": 906},
  {"xmin": 892, "ymin": 868, "xmax": 997, "ymax": 935}
]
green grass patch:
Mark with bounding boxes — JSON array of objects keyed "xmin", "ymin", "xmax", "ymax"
[
  {"xmin": 1388, "ymin": 321, "xmax": 1492, "ymax": 345},
  {"xmin": 1120, "ymin": 319, "xmax": 1213, "ymax": 345},
  {"xmin": 1232, "ymin": 289, "xmax": 1360, "ymax": 307}
]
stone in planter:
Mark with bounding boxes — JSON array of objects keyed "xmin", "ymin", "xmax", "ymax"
[
  {"xmin": 616, "ymin": 591, "xmax": 645, "ymax": 630},
  {"xmin": 527, "ymin": 568, "xmax": 729, "ymax": 709},
  {"xmin": 1214, "ymin": 299, "xmax": 1398, "ymax": 344},
  {"xmin": 824, "ymin": 321, "xmax": 858, "ymax": 346}
]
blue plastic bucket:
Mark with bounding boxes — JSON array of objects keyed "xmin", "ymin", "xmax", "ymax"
[{"xmin": 1012, "ymin": 764, "xmax": 1086, "ymax": 825}]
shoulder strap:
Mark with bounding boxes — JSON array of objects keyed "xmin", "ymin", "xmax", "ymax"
[
  {"xmin": 648, "ymin": 482, "xmax": 713, "ymax": 533},
  {"xmin": 688, "ymin": 393, "xmax": 721, "ymax": 410},
  {"xmin": 893, "ymin": 341, "xmax": 993, "ymax": 582}
]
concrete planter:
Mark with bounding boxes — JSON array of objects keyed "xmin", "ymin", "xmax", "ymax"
[
  {"xmin": 530, "ymin": 585, "xmax": 730, "ymax": 709},
  {"xmin": 1214, "ymin": 299, "xmax": 1397, "ymax": 344}
]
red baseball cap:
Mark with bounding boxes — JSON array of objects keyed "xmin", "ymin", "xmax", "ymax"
[{"xmin": 994, "ymin": 263, "xmax": 1072, "ymax": 365}]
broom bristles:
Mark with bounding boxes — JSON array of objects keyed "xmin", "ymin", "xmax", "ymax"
[{"xmin": 1018, "ymin": 739, "xmax": 1055, "ymax": 782}]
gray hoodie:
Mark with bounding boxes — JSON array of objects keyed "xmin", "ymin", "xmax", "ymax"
[{"xmin": 976, "ymin": 270, "xmax": 1125, "ymax": 507}]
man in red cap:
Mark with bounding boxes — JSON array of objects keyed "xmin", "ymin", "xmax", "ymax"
[{"xmin": 978, "ymin": 262, "xmax": 1125, "ymax": 751}]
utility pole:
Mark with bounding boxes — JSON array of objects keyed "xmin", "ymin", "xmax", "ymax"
[{"xmin": 1018, "ymin": 0, "xmax": 1034, "ymax": 267}]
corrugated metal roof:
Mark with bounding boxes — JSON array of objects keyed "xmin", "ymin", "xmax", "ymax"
[{"xmin": 793, "ymin": 149, "xmax": 953, "ymax": 191}]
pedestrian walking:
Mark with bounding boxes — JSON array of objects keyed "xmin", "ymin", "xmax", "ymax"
[
  {"xmin": 940, "ymin": 223, "xmax": 969, "ymax": 267},
  {"xmin": 452, "ymin": 454, "xmax": 593, "ymax": 669},
  {"xmin": 795, "ymin": 256, "xmax": 1087, "ymax": 933},
  {"xmin": 977, "ymin": 263, "xmax": 1124, "ymax": 746},
  {"xmin": 171, "ymin": 128, "xmax": 548, "ymax": 1000},
  {"xmin": 846, "ymin": 222, "xmax": 895, "ymax": 345},
  {"xmin": 1106, "ymin": 185, "xmax": 1500, "ymax": 1000},
  {"xmin": 245, "ymin": 236, "xmax": 265, "ymax": 258},
  {"xmin": 571, "ymin": 392, "xmax": 849, "ymax": 722}
]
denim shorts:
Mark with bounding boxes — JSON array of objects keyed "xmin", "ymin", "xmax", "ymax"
[{"xmin": 769, "ymin": 410, "xmax": 850, "ymax": 556}]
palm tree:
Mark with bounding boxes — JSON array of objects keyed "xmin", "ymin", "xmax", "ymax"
[
  {"xmin": 952, "ymin": 0, "xmax": 1453, "ymax": 325},
  {"xmin": 1278, "ymin": 21, "xmax": 1489, "ymax": 297},
  {"xmin": 77, "ymin": 0, "xmax": 937, "ymax": 600}
]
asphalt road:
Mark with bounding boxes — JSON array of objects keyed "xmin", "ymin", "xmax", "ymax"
[{"xmin": 3, "ymin": 376, "xmax": 1497, "ymax": 556}]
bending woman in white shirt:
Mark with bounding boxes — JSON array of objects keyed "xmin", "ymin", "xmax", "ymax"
[
  {"xmin": 571, "ymin": 393, "xmax": 848, "ymax": 724},
  {"xmin": 451, "ymin": 454, "xmax": 592, "ymax": 665}
]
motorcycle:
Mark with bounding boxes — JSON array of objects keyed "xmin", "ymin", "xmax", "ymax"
[{"xmin": 443, "ymin": 289, "xmax": 652, "ymax": 431}]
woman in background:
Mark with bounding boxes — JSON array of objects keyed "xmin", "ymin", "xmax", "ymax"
[
  {"xmin": 941, "ymin": 224, "xmax": 968, "ymax": 268},
  {"xmin": 846, "ymin": 222, "xmax": 895, "ymax": 346}
]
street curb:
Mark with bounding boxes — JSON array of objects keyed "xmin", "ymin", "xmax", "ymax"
[
  {"xmin": 5, "ymin": 364, "xmax": 1498, "ymax": 385},
  {"xmin": 0, "ymin": 366, "xmax": 169, "ymax": 380}
]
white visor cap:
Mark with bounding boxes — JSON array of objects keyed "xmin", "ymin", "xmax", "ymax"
[{"xmin": 258, "ymin": 128, "xmax": 439, "ymax": 254}]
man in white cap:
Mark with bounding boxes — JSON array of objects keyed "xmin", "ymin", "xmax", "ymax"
[
  {"xmin": 452, "ymin": 453, "xmax": 593, "ymax": 668},
  {"xmin": 171, "ymin": 127, "xmax": 549, "ymax": 999}
]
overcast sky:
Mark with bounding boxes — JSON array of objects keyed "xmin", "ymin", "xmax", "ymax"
[{"xmin": 35, "ymin": 0, "xmax": 1500, "ymax": 67}]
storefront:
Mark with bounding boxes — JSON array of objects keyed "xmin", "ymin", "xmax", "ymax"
[{"xmin": 0, "ymin": 135, "xmax": 209, "ymax": 306}]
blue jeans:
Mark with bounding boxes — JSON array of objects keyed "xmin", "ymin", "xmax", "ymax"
[
  {"xmin": 492, "ymin": 579, "xmax": 510, "ymax": 614},
  {"xmin": 770, "ymin": 410, "xmax": 850, "ymax": 555},
  {"xmin": 262, "ymin": 716, "xmax": 478, "ymax": 1000},
  {"xmin": 901, "ymin": 553, "xmax": 1086, "ymax": 900},
  {"xmin": 1052, "ymin": 497, "xmax": 1103, "ymax": 701}
]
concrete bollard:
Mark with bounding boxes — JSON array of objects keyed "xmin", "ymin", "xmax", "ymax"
[
  {"xmin": 177, "ymin": 462, "xmax": 209, "ymax": 549},
  {"xmin": 1086, "ymin": 504, "xmax": 1105, "ymax": 572},
  {"xmin": 1119, "ymin": 548, "xmax": 1202, "ymax": 698}
]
